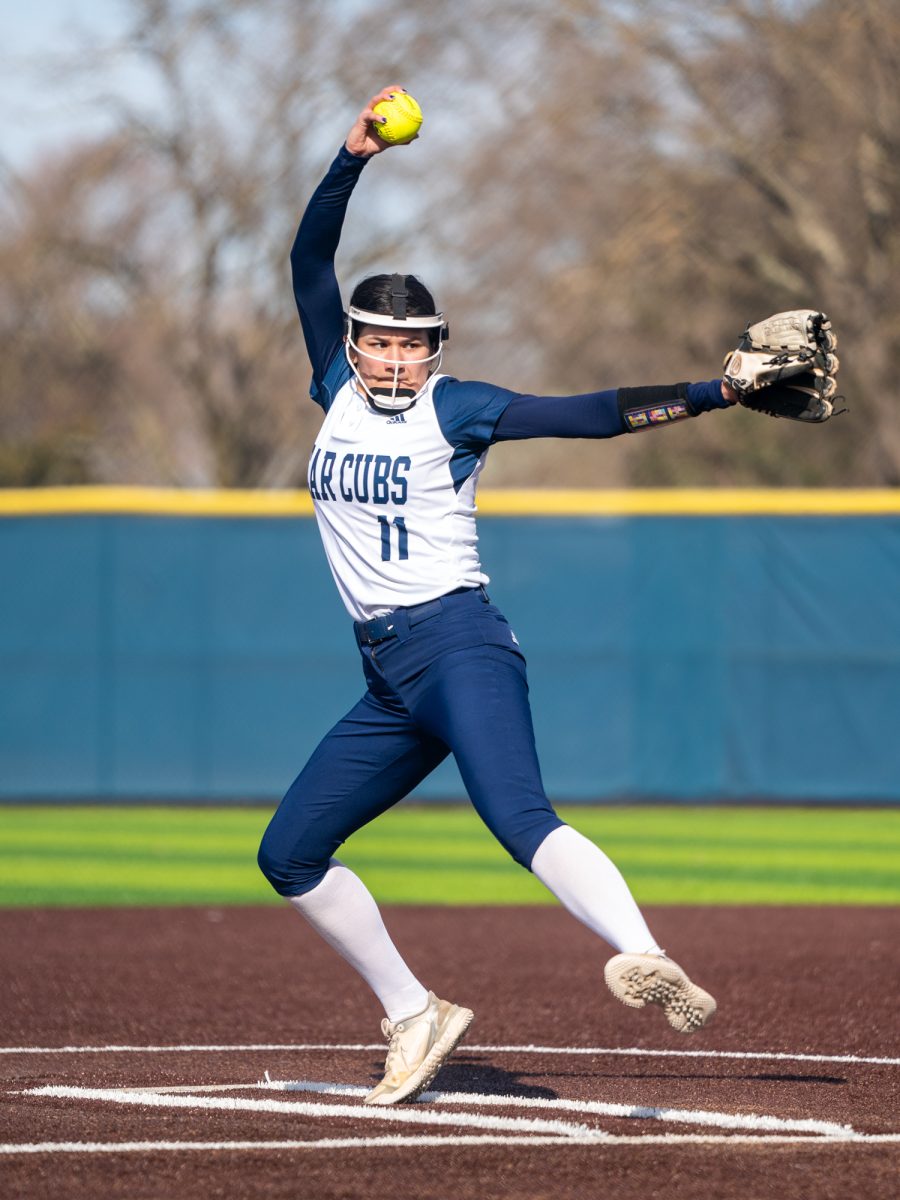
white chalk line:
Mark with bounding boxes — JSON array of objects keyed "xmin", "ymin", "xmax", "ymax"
[
  {"xmin": 4, "ymin": 1134, "xmax": 900, "ymax": 1155},
  {"xmin": 11, "ymin": 1039, "xmax": 899, "ymax": 1154},
  {"xmin": 20, "ymin": 1080, "xmax": 888, "ymax": 1143},
  {"xmin": 12, "ymin": 1080, "xmax": 900, "ymax": 1155},
  {"xmin": 88, "ymin": 1077, "xmax": 868, "ymax": 1140},
  {"xmin": 20, "ymin": 1085, "xmax": 599, "ymax": 1141},
  {"xmin": 3, "ymin": 1042, "xmax": 898, "ymax": 1067},
  {"xmin": 260, "ymin": 1078, "xmax": 854, "ymax": 1138}
]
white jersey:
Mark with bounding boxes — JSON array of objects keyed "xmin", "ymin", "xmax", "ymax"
[
  {"xmin": 294, "ymin": 147, "xmax": 725, "ymax": 623},
  {"xmin": 307, "ymin": 356, "xmax": 514, "ymax": 621}
]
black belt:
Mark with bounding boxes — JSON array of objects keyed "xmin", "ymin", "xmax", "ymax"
[{"xmin": 354, "ymin": 586, "xmax": 488, "ymax": 646}]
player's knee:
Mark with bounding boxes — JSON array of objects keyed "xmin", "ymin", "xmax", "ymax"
[
  {"xmin": 496, "ymin": 830, "xmax": 533, "ymax": 871},
  {"xmin": 496, "ymin": 812, "xmax": 565, "ymax": 873},
  {"xmin": 256, "ymin": 829, "xmax": 291, "ymax": 892},
  {"xmin": 257, "ymin": 825, "xmax": 329, "ymax": 897}
]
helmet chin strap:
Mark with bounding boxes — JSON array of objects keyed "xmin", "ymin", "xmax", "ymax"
[{"xmin": 344, "ymin": 338, "xmax": 443, "ymax": 413}]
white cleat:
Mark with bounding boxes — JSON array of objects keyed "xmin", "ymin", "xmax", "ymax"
[
  {"xmin": 364, "ymin": 991, "xmax": 474, "ymax": 1106},
  {"xmin": 604, "ymin": 952, "xmax": 716, "ymax": 1034}
]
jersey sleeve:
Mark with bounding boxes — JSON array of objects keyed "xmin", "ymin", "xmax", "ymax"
[
  {"xmin": 290, "ymin": 146, "xmax": 369, "ymax": 408},
  {"xmin": 432, "ymin": 378, "xmax": 520, "ymax": 449}
]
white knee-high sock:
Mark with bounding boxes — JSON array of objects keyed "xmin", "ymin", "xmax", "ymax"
[
  {"xmin": 530, "ymin": 825, "xmax": 663, "ymax": 955},
  {"xmin": 288, "ymin": 860, "xmax": 429, "ymax": 1024}
]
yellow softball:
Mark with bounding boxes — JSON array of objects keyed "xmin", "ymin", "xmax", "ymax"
[{"xmin": 372, "ymin": 92, "xmax": 423, "ymax": 145}]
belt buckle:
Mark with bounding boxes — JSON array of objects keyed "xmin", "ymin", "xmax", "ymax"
[{"xmin": 366, "ymin": 615, "xmax": 396, "ymax": 645}]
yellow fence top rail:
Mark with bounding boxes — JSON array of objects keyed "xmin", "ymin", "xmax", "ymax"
[{"xmin": 1, "ymin": 486, "xmax": 900, "ymax": 517}]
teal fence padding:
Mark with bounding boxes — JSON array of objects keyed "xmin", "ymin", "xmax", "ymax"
[{"xmin": 2, "ymin": 513, "xmax": 899, "ymax": 802}]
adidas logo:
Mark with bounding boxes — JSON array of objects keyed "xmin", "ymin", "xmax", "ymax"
[{"xmin": 386, "ymin": 413, "xmax": 407, "ymax": 425}]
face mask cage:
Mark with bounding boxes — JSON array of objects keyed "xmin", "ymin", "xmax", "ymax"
[{"xmin": 344, "ymin": 292, "xmax": 449, "ymax": 412}]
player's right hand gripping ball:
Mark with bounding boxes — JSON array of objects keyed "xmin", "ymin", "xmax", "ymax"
[
  {"xmin": 723, "ymin": 310, "xmax": 841, "ymax": 422},
  {"xmin": 373, "ymin": 92, "xmax": 423, "ymax": 145}
]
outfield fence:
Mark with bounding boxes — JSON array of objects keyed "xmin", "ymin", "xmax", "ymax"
[{"xmin": 2, "ymin": 488, "xmax": 899, "ymax": 804}]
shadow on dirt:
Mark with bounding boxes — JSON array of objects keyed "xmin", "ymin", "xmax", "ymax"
[
  {"xmin": 364, "ymin": 1054, "xmax": 558, "ymax": 1099},
  {"xmin": 427, "ymin": 1057, "xmax": 558, "ymax": 1099}
]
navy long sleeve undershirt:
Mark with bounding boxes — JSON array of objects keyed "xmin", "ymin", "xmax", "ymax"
[
  {"xmin": 291, "ymin": 147, "xmax": 732, "ymax": 439},
  {"xmin": 291, "ymin": 146, "xmax": 367, "ymax": 390},
  {"xmin": 492, "ymin": 380, "xmax": 728, "ymax": 441}
]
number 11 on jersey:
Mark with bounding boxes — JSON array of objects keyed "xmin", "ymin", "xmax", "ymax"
[{"xmin": 378, "ymin": 515, "xmax": 409, "ymax": 561}]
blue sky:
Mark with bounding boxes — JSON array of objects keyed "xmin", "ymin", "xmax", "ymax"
[{"xmin": 1, "ymin": 0, "xmax": 132, "ymax": 169}]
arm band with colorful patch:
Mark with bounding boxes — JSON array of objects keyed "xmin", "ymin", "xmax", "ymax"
[
  {"xmin": 618, "ymin": 380, "xmax": 732, "ymax": 431},
  {"xmin": 618, "ymin": 383, "xmax": 692, "ymax": 431}
]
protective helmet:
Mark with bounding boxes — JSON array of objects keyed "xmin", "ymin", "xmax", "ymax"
[{"xmin": 345, "ymin": 273, "xmax": 449, "ymax": 411}]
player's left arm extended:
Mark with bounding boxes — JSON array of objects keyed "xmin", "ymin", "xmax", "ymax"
[{"xmin": 490, "ymin": 380, "xmax": 734, "ymax": 441}]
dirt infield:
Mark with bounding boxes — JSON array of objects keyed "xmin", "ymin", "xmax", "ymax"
[{"xmin": 2, "ymin": 905, "xmax": 898, "ymax": 1198}]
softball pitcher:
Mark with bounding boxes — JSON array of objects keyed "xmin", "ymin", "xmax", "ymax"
[{"xmin": 258, "ymin": 86, "xmax": 733, "ymax": 1106}]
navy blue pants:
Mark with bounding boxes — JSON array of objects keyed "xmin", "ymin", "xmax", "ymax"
[{"xmin": 258, "ymin": 587, "xmax": 564, "ymax": 896}]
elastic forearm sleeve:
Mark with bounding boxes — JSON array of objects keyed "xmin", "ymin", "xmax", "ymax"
[{"xmin": 619, "ymin": 380, "xmax": 732, "ymax": 431}]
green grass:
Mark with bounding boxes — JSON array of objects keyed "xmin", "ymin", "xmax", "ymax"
[{"xmin": 1, "ymin": 805, "xmax": 898, "ymax": 907}]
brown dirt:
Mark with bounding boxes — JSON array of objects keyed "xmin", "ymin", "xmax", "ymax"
[{"xmin": 1, "ymin": 906, "xmax": 898, "ymax": 1198}]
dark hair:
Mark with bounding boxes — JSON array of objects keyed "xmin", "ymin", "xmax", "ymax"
[{"xmin": 349, "ymin": 274, "xmax": 441, "ymax": 349}]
